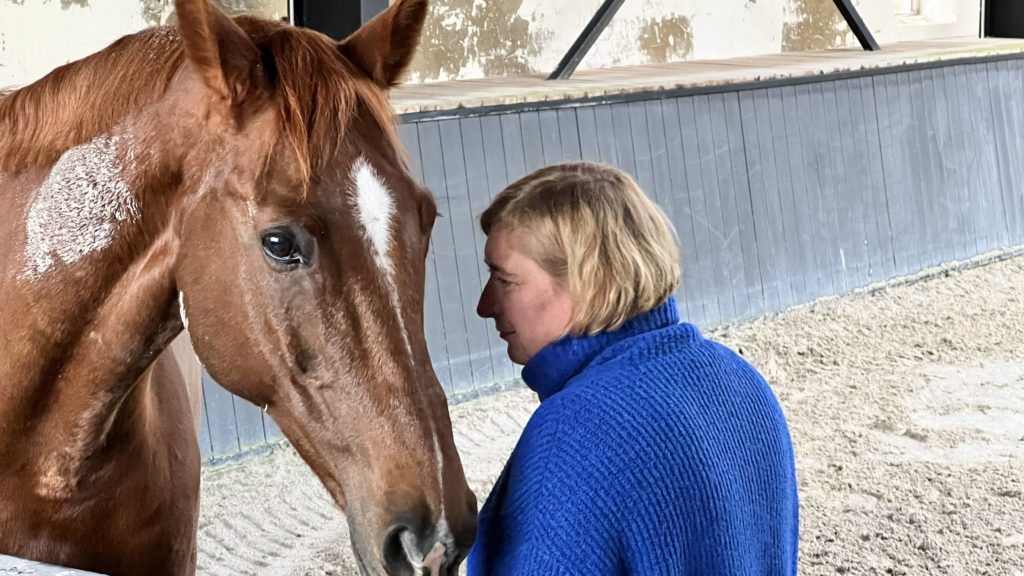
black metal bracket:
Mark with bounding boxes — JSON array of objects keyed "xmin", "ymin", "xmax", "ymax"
[
  {"xmin": 833, "ymin": 0, "xmax": 880, "ymax": 51},
  {"xmin": 985, "ymin": 0, "xmax": 1024, "ymax": 38},
  {"xmin": 292, "ymin": 0, "xmax": 389, "ymax": 40},
  {"xmin": 547, "ymin": 0, "xmax": 626, "ymax": 80},
  {"xmin": 547, "ymin": 0, "xmax": 877, "ymax": 80}
]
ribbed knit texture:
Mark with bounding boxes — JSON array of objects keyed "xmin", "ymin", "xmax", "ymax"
[{"xmin": 467, "ymin": 296, "xmax": 799, "ymax": 575}]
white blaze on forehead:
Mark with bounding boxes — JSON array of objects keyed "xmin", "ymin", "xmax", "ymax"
[
  {"xmin": 22, "ymin": 134, "xmax": 140, "ymax": 279},
  {"xmin": 351, "ymin": 156, "xmax": 396, "ymax": 272},
  {"xmin": 348, "ymin": 156, "xmax": 411, "ymax": 355}
]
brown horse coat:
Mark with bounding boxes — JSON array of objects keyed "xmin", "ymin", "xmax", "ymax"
[{"xmin": 0, "ymin": 1, "xmax": 475, "ymax": 574}]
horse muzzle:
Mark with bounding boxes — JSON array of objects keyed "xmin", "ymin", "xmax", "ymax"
[{"xmin": 382, "ymin": 519, "xmax": 468, "ymax": 576}]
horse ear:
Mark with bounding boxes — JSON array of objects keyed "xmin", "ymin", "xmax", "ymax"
[
  {"xmin": 175, "ymin": 0, "xmax": 261, "ymax": 107},
  {"xmin": 337, "ymin": 0, "xmax": 428, "ymax": 88}
]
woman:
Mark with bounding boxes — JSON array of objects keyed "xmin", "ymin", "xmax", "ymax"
[{"xmin": 469, "ymin": 161, "xmax": 799, "ymax": 575}]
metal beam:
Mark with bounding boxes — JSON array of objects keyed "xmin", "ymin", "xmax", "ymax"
[
  {"xmin": 547, "ymin": 0, "xmax": 626, "ymax": 80},
  {"xmin": 832, "ymin": 0, "xmax": 880, "ymax": 51},
  {"xmin": 292, "ymin": 0, "xmax": 388, "ymax": 40},
  {"xmin": 985, "ymin": 0, "xmax": 1024, "ymax": 38}
]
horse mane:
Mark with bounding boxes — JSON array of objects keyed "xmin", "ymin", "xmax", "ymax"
[
  {"xmin": 0, "ymin": 17, "xmax": 402, "ymax": 182},
  {"xmin": 0, "ymin": 27, "xmax": 184, "ymax": 174}
]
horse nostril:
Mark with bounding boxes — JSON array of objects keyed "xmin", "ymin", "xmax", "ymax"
[
  {"xmin": 382, "ymin": 525, "xmax": 418, "ymax": 576},
  {"xmin": 382, "ymin": 522, "xmax": 456, "ymax": 576}
]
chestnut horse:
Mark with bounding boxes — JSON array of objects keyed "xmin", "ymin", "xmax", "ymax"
[{"xmin": 0, "ymin": 1, "xmax": 476, "ymax": 574}]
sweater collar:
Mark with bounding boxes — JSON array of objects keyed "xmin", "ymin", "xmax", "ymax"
[{"xmin": 521, "ymin": 296, "xmax": 681, "ymax": 402}]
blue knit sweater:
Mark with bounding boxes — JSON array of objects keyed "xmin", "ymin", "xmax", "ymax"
[{"xmin": 467, "ymin": 297, "xmax": 799, "ymax": 575}]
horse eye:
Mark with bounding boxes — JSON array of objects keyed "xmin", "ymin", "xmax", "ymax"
[{"xmin": 260, "ymin": 227, "xmax": 309, "ymax": 267}]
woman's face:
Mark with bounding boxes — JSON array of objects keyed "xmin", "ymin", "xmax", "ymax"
[{"xmin": 477, "ymin": 227, "xmax": 575, "ymax": 365}]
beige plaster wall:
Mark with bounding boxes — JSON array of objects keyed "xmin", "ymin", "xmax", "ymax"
[
  {"xmin": 405, "ymin": 0, "xmax": 983, "ymax": 82},
  {"xmin": 0, "ymin": 0, "xmax": 981, "ymax": 89},
  {"xmin": 0, "ymin": 0, "xmax": 284, "ymax": 88}
]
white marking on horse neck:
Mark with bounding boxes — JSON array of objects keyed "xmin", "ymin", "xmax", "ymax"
[
  {"xmin": 22, "ymin": 134, "xmax": 140, "ymax": 280},
  {"xmin": 348, "ymin": 156, "xmax": 412, "ymax": 356}
]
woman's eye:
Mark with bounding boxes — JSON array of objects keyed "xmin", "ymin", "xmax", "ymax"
[{"xmin": 487, "ymin": 268, "xmax": 513, "ymax": 288}]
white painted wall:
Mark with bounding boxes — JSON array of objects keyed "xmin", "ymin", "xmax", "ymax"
[
  {"xmin": 0, "ymin": 0, "xmax": 284, "ymax": 89},
  {"xmin": 405, "ymin": 0, "xmax": 984, "ymax": 82},
  {"xmin": 0, "ymin": 0, "xmax": 984, "ymax": 89},
  {"xmin": 0, "ymin": 0, "xmax": 165, "ymax": 89}
]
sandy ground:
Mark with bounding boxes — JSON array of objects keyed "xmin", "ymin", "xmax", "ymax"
[{"xmin": 197, "ymin": 253, "xmax": 1024, "ymax": 576}]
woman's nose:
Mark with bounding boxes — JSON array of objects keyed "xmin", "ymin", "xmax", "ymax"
[{"xmin": 476, "ymin": 282, "xmax": 495, "ymax": 319}]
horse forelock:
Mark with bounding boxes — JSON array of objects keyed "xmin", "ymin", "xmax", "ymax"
[{"xmin": 243, "ymin": 18, "xmax": 406, "ymax": 192}]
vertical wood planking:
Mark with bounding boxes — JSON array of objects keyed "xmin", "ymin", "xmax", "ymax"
[
  {"xmin": 519, "ymin": 111, "xmax": 546, "ymax": 172},
  {"xmin": 780, "ymin": 85, "xmax": 820, "ymax": 302},
  {"xmin": 662, "ymin": 97, "xmax": 704, "ymax": 325},
  {"xmin": 768, "ymin": 87, "xmax": 808, "ymax": 306},
  {"xmin": 538, "ymin": 109, "xmax": 563, "ymax": 164},
  {"xmin": 460, "ymin": 117, "xmax": 502, "ymax": 386},
  {"xmin": 678, "ymin": 96, "xmax": 722, "ymax": 326},
  {"xmin": 594, "ymin": 105, "xmax": 619, "ymax": 165},
  {"xmin": 439, "ymin": 119, "xmax": 493, "ymax": 392},
  {"xmin": 796, "ymin": 84, "xmax": 835, "ymax": 298},
  {"xmin": 611, "ymin": 103, "xmax": 638, "ymax": 177},
  {"xmin": 232, "ymin": 396, "xmax": 265, "ymax": 453},
  {"xmin": 418, "ymin": 121, "xmax": 473, "ymax": 392},
  {"xmin": 577, "ymin": 106, "xmax": 601, "ymax": 161},
  {"xmin": 739, "ymin": 90, "xmax": 781, "ymax": 313},
  {"xmin": 202, "ymin": 370, "xmax": 239, "ymax": 458},
  {"xmin": 628, "ymin": 101, "xmax": 657, "ymax": 197},
  {"xmin": 557, "ymin": 108, "xmax": 583, "ymax": 161},
  {"xmin": 198, "ymin": 386, "xmax": 213, "ymax": 461},
  {"xmin": 480, "ymin": 116, "xmax": 516, "ymax": 383},
  {"xmin": 859, "ymin": 76, "xmax": 898, "ymax": 280},
  {"xmin": 694, "ymin": 94, "xmax": 736, "ymax": 324}
]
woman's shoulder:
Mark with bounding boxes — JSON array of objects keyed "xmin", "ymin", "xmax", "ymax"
[
  {"xmin": 563, "ymin": 325, "xmax": 777, "ymax": 426},
  {"xmin": 582, "ymin": 322, "xmax": 726, "ymax": 379}
]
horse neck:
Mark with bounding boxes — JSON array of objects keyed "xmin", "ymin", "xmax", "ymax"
[
  {"xmin": 0, "ymin": 82, "xmax": 206, "ymax": 498},
  {"xmin": 0, "ymin": 26, "xmax": 182, "ymax": 175}
]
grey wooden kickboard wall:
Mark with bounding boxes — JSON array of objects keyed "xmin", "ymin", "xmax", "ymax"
[{"xmin": 198, "ymin": 54, "xmax": 1024, "ymax": 462}]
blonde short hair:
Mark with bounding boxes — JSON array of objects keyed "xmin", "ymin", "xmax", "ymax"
[{"xmin": 480, "ymin": 161, "xmax": 680, "ymax": 335}]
